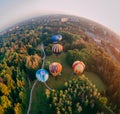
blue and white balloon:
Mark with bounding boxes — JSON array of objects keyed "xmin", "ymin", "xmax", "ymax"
[
  {"xmin": 52, "ymin": 34, "xmax": 62, "ymax": 43},
  {"xmin": 36, "ymin": 69, "xmax": 49, "ymax": 82}
]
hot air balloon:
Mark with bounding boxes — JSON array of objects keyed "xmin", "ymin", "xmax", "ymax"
[
  {"xmin": 52, "ymin": 34, "xmax": 62, "ymax": 43},
  {"xmin": 36, "ymin": 69, "xmax": 49, "ymax": 82},
  {"xmin": 52, "ymin": 44, "xmax": 63, "ymax": 54},
  {"xmin": 49, "ymin": 62, "xmax": 62, "ymax": 77},
  {"xmin": 72, "ymin": 61, "xmax": 85, "ymax": 74}
]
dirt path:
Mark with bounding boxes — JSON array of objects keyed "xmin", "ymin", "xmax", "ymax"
[{"xmin": 27, "ymin": 42, "xmax": 46, "ymax": 114}]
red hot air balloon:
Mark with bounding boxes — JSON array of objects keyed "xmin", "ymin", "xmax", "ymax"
[
  {"xmin": 52, "ymin": 44, "xmax": 63, "ymax": 54},
  {"xmin": 72, "ymin": 61, "xmax": 85, "ymax": 74},
  {"xmin": 49, "ymin": 62, "xmax": 62, "ymax": 77}
]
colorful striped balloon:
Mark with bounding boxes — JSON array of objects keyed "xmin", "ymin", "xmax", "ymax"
[
  {"xmin": 49, "ymin": 62, "xmax": 62, "ymax": 77},
  {"xmin": 72, "ymin": 61, "xmax": 85, "ymax": 74},
  {"xmin": 52, "ymin": 44, "xmax": 63, "ymax": 54}
]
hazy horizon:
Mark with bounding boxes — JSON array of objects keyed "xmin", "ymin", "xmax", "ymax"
[
  {"xmin": 0, "ymin": 11, "xmax": 59, "ymax": 32},
  {"xmin": 0, "ymin": 12, "xmax": 119, "ymax": 35},
  {"xmin": 0, "ymin": 0, "xmax": 120, "ymax": 35}
]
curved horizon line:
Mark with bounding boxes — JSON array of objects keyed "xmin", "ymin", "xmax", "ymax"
[{"xmin": 0, "ymin": 13, "xmax": 119, "ymax": 36}]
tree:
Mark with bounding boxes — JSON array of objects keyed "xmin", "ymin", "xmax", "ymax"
[
  {"xmin": 26, "ymin": 54, "xmax": 41, "ymax": 69},
  {"xmin": 66, "ymin": 48, "xmax": 90, "ymax": 66},
  {"xmin": 0, "ymin": 105, "xmax": 4, "ymax": 114},
  {"xmin": 46, "ymin": 75, "xmax": 108, "ymax": 114},
  {"xmin": 14, "ymin": 103, "xmax": 22, "ymax": 114},
  {"xmin": 98, "ymin": 97, "xmax": 108, "ymax": 106},
  {"xmin": 0, "ymin": 96, "xmax": 11, "ymax": 109},
  {"xmin": 25, "ymin": 54, "xmax": 41, "ymax": 80},
  {"xmin": 0, "ymin": 83, "xmax": 9, "ymax": 96},
  {"xmin": 45, "ymin": 45, "xmax": 52, "ymax": 56}
]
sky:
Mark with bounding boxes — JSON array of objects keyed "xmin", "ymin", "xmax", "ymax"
[{"xmin": 0, "ymin": 0, "xmax": 120, "ymax": 35}]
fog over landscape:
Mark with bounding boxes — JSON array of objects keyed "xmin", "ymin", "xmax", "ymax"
[{"xmin": 0, "ymin": 0, "xmax": 120, "ymax": 35}]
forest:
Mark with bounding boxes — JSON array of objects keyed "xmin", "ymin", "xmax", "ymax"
[{"xmin": 0, "ymin": 15, "xmax": 120, "ymax": 114}]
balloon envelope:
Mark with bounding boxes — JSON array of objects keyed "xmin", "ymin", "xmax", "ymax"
[
  {"xmin": 52, "ymin": 44, "xmax": 63, "ymax": 54},
  {"xmin": 72, "ymin": 61, "xmax": 85, "ymax": 74},
  {"xmin": 52, "ymin": 34, "xmax": 62, "ymax": 43},
  {"xmin": 49, "ymin": 62, "xmax": 62, "ymax": 77},
  {"xmin": 36, "ymin": 69, "xmax": 49, "ymax": 82}
]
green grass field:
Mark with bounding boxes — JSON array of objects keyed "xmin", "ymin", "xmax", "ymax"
[
  {"xmin": 84, "ymin": 72, "xmax": 106, "ymax": 91},
  {"xmin": 28, "ymin": 53, "xmax": 106, "ymax": 114}
]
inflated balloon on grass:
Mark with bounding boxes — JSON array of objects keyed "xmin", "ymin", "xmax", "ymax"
[
  {"xmin": 36, "ymin": 69, "xmax": 49, "ymax": 82},
  {"xmin": 52, "ymin": 34, "xmax": 62, "ymax": 43},
  {"xmin": 72, "ymin": 61, "xmax": 85, "ymax": 74},
  {"xmin": 49, "ymin": 62, "xmax": 62, "ymax": 77},
  {"xmin": 52, "ymin": 44, "xmax": 63, "ymax": 54}
]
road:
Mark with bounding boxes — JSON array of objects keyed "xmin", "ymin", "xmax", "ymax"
[{"xmin": 27, "ymin": 42, "xmax": 46, "ymax": 114}]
